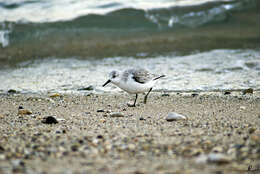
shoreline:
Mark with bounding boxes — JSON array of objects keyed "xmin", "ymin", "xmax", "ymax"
[{"xmin": 0, "ymin": 91, "xmax": 260, "ymax": 174}]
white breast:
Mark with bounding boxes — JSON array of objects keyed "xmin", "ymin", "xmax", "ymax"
[{"xmin": 115, "ymin": 77, "xmax": 155, "ymax": 94}]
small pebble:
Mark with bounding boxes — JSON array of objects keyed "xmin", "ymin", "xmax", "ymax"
[
  {"xmin": 97, "ymin": 135, "xmax": 104, "ymax": 139},
  {"xmin": 211, "ymin": 146, "xmax": 224, "ymax": 153},
  {"xmin": 207, "ymin": 153, "xmax": 231, "ymax": 164},
  {"xmin": 242, "ymin": 88, "xmax": 253, "ymax": 95},
  {"xmin": 8, "ymin": 89, "xmax": 18, "ymax": 94},
  {"xmin": 18, "ymin": 109, "xmax": 32, "ymax": 115},
  {"xmin": 127, "ymin": 102, "xmax": 136, "ymax": 107},
  {"xmin": 196, "ymin": 153, "xmax": 231, "ymax": 164},
  {"xmin": 49, "ymin": 93, "xmax": 62, "ymax": 98},
  {"xmin": 97, "ymin": 109, "xmax": 105, "ymax": 113},
  {"xmin": 139, "ymin": 117, "xmax": 145, "ymax": 121},
  {"xmin": 42, "ymin": 116, "xmax": 59, "ymax": 124},
  {"xmin": 240, "ymin": 106, "xmax": 246, "ymax": 110},
  {"xmin": 110, "ymin": 112, "xmax": 125, "ymax": 117},
  {"xmin": 11, "ymin": 159, "xmax": 24, "ymax": 167},
  {"xmin": 0, "ymin": 114, "xmax": 4, "ymax": 119},
  {"xmin": 161, "ymin": 93, "xmax": 170, "ymax": 97},
  {"xmin": 0, "ymin": 145, "xmax": 4, "ymax": 152},
  {"xmin": 166, "ymin": 112, "xmax": 187, "ymax": 121},
  {"xmin": 224, "ymin": 91, "xmax": 231, "ymax": 95},
  {"xmin": 0, "ymin": 154, "xmax": 5, "ymax": 160},
  {"xmin": 191, "ymin": 93, "xmax": 199, "ymax": 97},
  {"xmin": 248, "ymin": 127, "xmax": 256, "ymax": 134}
]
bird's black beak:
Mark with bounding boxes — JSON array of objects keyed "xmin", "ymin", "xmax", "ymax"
[{"xmin": 103, "ymin": 79, "xmax": 111, "ymax": 87}]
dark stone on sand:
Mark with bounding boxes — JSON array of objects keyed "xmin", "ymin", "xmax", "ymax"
[
  {"xmin": 139, "ymin": 117, "xmax": 145, "ymax": 120},
  {"xmin": 248, "ymin": 127, "xmax": 256, "ymax": 134},
  {"xmin": 42, "ymin": 116, "xmax": 58, "ymax": 124},
  {"xmin": 0, "ymin": 145, "xmax": 4, "ymax": 152},
  {"xmin": 97, "ymin": 135, "xmax": 104, "ymax": 139},
  {"xmin": 242, "ymin": 88, "xmax": 253, "ymax": 95},
  {"xmin": 71, "ymin": 145, "xmax": 79, "ymax": 152},
  {"xmin": 78, "ymin": 85, "xmax": 94, "ymax": 91},
  {"xmin": 97, "ymin": 109, "xmax": 105, "ymax": 112},
  {"xmin": 191, "ymin": 93, "xmax": 199, "ymax": 97},
  {"xmin": 18, "ymin": 106, "xmax": 24, "ymax": 109},
  {"xmin": 8, "ymin": 89, "xmax": 18, "ymax": 94},
  {"xmin": 224, "ymin": 91, "xmax": 231, "ymax": 95},
  {"xmin": 161, "ymin": 93, "xmax": 170, "ymax": 97}
]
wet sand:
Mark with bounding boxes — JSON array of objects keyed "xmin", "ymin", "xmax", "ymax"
[{"xmin": 0, "ymin": 91, "xmax": 260, "ymax": 174}]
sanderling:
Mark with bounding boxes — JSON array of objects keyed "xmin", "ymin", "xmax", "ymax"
[{"xmin": 103, "ymin": 68, "xmax": 165, "ymax": 107}]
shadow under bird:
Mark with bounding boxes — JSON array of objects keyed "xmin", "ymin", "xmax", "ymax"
[{"xmin": 103, "ymin": 68, "xmax": 165, "ymax": 107}]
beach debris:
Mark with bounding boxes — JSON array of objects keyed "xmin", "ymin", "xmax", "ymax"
[
  {"xmin": 242, "ymin": 88, "xmax": 253, "ymax": 95},
  {"xmin": 78, "ymin": 85, "xmax": 94, "ymax": 91},
  {"xmin": 42, "ymin": 116, "xmax": 59, "ymax": 124},
  {"xmin": 49, "ymin": 93, "xmax": 62, "ymax": 98},
  {"xmin": 166, "ymin": 112, "xmax": 187, "ymax": 121},
  {"xmin": 110, "ymin": 112, "xmax": 125, "ymax": 117},
  {"xmin": 18, "ymin": 107, "xmax": 32, "ymax": 115}
]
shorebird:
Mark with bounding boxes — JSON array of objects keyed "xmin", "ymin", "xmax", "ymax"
[{"xmin": 103, "ymin": 68, "xmax": 165, "ymax": 107}]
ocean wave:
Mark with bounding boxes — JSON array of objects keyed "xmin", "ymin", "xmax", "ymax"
[{"xmin": 0, "ymin": 0, "xmax": 260, "ymax": 63}]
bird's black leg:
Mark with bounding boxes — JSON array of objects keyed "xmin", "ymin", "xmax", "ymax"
[
  {"xmin": 127, "ymin": 94, "xmax": 138, "ymax": 107},
  {"xmin": 133, "ymin": 94, "xmax": 138, "ymax": 107},
  {"xmin": 144, "ymin": 88, "xmax": 152, "ymax": 104}
]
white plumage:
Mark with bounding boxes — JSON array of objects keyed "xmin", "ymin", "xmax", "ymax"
[{"xmin": 103, "ymin": 68, "xmax": 165, "ymax": 107}]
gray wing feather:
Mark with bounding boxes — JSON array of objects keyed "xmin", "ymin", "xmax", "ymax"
[
  {"xmin": 122, "ymin": 68, "xmax": 161, "ymax": 83},
  {"xmin": 130, "ymin": 69, "xmax": 153, "ymax": 84}
]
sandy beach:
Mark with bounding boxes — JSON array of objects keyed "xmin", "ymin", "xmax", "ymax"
[{"xmin": 0, "ymin": 91, "xmax": 259, "ymax": 174}]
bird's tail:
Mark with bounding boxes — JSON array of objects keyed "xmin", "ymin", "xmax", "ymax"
[{"xmin": 153, "ymin": 75, "xmax": 166, "ymax": 81}]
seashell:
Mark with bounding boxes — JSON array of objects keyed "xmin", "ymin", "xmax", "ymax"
[{"xmin": 166, "ymin": 112, "xmax": 187, "ymax": 121}]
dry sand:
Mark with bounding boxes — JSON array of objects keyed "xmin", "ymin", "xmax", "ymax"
[{"xmin": 0, "ymin": 91, "xmax": 260, "ymax": 174}]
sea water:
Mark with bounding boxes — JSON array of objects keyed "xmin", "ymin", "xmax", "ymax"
[{"xmin": 0, "ymin": 0, "xmax": 259, "ymax": 93}]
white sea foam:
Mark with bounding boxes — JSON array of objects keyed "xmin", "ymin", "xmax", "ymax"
[
  {"xmin": 0, "ymin": 49, "xmax": 259, "ymax": 93},
  {"xmin": 0, "ymin": 0, "xmax": 234, "ymax": 23}
]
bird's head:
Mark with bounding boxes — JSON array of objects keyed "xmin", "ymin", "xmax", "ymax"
[{"xmin": 102, "ymin": 70, "xmax": 120, "ymax": 87}]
